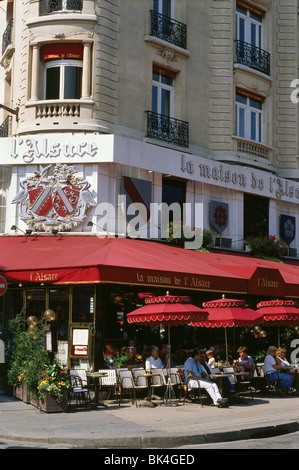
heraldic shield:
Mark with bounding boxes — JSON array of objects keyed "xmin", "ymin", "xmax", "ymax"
[
  {"xmin": 53, "ymin": 186, "xmax": 80, "ymax": 217},
  {"xmin": 209, "ymin": 200, "xmax": 229, "ymax": 234},
  {"xmin": 12, "ymin": 163, "xmax": 96, "ymax": 232},
  {"xmin": 280, "ymin": 214, "xmax": 296, "ymax": 245},
  {"xmin": 28, "ymin": 186, "xmax": 53, "ymax": 217}
]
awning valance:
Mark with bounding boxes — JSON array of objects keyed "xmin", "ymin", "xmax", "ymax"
[{"xmin": 0, "ymin": 236, "xmax": 298, "ymax": 297}]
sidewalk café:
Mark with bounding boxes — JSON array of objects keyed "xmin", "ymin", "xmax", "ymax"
[{"xmin": 0, "ymin": 235, "xmax": 298, "ymax": 371}]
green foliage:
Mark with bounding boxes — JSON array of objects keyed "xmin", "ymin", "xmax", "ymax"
[
  {"xmin": 5, "ymin": 313, "xmax": 50, "ymax": 396},
  {"xmin": 166, "ymin": 221, "xmax": 214, "ymax": 249},
  {"xmin": 113, "ymin": 351, "xmax": 144, "ymax": 368},
  {"xmin": 245, "ymin": 234, "xmax": 288, "ymax": 259},
  {"xmin": 0, "ymin": 312, "xmax": 25, "ymax": 390},
  {"xmin": 37, "ymin": 362, "xmax": 70, "ymax": 403}
]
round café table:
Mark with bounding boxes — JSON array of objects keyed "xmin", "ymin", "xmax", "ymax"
[
  {"xmin": 86, "ymin": 372, "xmax": 108, "ymax": 409},
  {"xmin": 138, "ymin": 372, "xmax": 162, "ymax": 408}
]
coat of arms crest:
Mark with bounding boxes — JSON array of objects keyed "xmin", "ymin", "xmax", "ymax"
[{"xmin": 12, "ymin": 164, "xmax": 96, "ymax": 232}]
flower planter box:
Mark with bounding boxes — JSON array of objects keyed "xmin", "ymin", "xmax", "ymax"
[
  {"xmin": 22, "ymin": 387, "xmax": 31, "ymax": 404},
  {"xmin": 30, "ymin": 395, "xmax": 40, "ymax": 409},
  {"xmin": 13, "ymin": 385, "xmax": 22, "ymax": 400},
  {"xmin": 40, "ymin": 390, "xmax": 68, "ymax": 413}
]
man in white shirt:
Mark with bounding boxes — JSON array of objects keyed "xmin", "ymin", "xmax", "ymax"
[
  {"xmin": 264, "ymin": 346, "xmax": 294, "ymax": 396},
  {"xmin": 144, "ymin": 346, "xmax": 165, "ymax": 405},
  {"xmin": 145, "ymin": 346, "xmax": 164, "ymax": 369}
]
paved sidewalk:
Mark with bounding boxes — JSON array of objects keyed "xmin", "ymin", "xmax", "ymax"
[{"xmin": 1, "ymin": 393, "xmax": 299, "ymax": 448}]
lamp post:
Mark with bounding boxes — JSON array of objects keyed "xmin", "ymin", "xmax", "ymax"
[
  {"xmin": 43, "ymin": 309, "xmax": 56, "ymax": 331},
  {"xmin": 26, "ymin": 315, "xmax": 38, "ymax": 339}
]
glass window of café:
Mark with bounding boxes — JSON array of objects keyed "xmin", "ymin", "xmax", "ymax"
[
  {"xmin": 2, "ymin": 289, "xmax": 24, "ymax": 329},
  {"xmin": 49, "ymin": 288, "xmax": 69, "ymax": 341},
  {"xmin": 72, "ymin": 286, "xmax": 95, "ymax": 323}
]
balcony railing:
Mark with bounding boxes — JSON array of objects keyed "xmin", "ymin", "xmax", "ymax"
[
  {"xmin": 235, "ymin": 136, "xmax": 271, "ymax": 159},
  {"xmin": 150, "ymin": 10, "xmax": 187, "ymax": 49},
  {"xmin": 235, "ymin": 40, "xmax": 270, "ymax": 76},
  {"xmin": 146, "ymin": 111, "xmax": 189, "ymax": 148},
  {"xmin": 39, "ymin": 0, "xmax": 82, "ymax": 16},
  {"xmin": 2, "ymin": 19, "xmax": 13, "ymax": 55},
  {"xmin": 35, "ymin": 101, "xmax": 81, "ymax": 118},
  {"xmin": 0, "ymin": 116, "xmax": 11, "ymax": 137}
]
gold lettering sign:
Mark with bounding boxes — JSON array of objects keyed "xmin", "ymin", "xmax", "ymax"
[
  {"xmin": 30, "ymin": 272, "xmax": 59, "ymax": 282},
  {"xmin": 257, "ymin": 278, "xmax": 279, "ymax": 289}
]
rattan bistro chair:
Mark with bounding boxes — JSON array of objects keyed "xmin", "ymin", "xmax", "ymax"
[
  {"xmin": 96, "ymin": 369, "xmax": 119, "ymax": 401},
  {"xmin": 69, "ymin": 375, "xmax": 92, "ymax": 409},
  {"xmin": 70, "ymin": 369, "xmax": 95, "ymax": 394},
  {"xmin": 117, "ymin": 369, "xmax": 147, "ymax": 407}
]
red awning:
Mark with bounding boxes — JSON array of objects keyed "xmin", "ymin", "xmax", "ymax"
[
  {"xmin": 127, "ymin": 294, "xmax": 208, "ymax": 326},
  {"xmin": 0, "ymin": 236, "xmax": 298, "ymax": 297},
  {"xmin": 207, "ymin": 251, "xmax": 299, "ymax": 297},
  {"xmin": 189, "ymin": 297, "xmax": 263, "ymax": 328}
]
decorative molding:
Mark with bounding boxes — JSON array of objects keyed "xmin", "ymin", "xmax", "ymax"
[{"xmin": 157, "ymin": 48, "xmax": 177, "ymax": 65}]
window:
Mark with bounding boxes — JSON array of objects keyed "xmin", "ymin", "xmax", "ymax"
[
  {"xmin": 44, "ymin": 60, "xmax": 82, "ymax": 100},
  {"xmin": 235, "ymin": 2, "xmax": 270, "ymax": 75},
  {"xmin": 162, "ymin": 177, "xmax": 186, "ymax": 223},
  {"xmin": 244, "ymin": 194, "xmax": 269, "ymax": 238},
  {"xmin": 40, "ymin": 0, "xmax": 82, "ymax": 16},
  {"xmin": 153, "ymin": 0, "xmax": 172, "ymax": 17},
  {"xmin": 236, "ymin": 3, "xmax": 263, "ymax": 48},
  {"xmin": 235, "ymin": 91, "xmax": 263, "ymax": 142},
  {"xmin": 152, "ymin": 66, "xmax": 175, "ymax": 117}
]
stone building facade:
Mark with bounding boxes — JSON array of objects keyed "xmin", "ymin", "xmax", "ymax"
[{"xmin": 0, "ymin": 0, "xmax": 298, "ymax": 250}]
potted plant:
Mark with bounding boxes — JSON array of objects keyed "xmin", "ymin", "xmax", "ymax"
[
  {"xmin": 113, "ymin": 351, "xmax": 144, "ymax": 368},
  {"xmin": 38, "ymin": 362, "xmax": 71, "ymax": 413},
  {"xmin": 166, "ymin": 221, "xmax": 214, "ymax": 250},
  {"xmin": 245, "ymin": 234, "xmax": 288, "ymax": 260}
]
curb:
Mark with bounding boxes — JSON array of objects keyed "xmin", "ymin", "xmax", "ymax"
[{"xmin": 1, "ymin": 421, "xmax": 299, "ymax": 448}]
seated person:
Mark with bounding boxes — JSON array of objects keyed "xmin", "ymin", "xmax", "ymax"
[
  {"xmin": 234, "ymin": 346, "xmax": 255, "ymax": 378},
  {"xmin": 276, "ymin": 347, "xmax": 299, "ymax": 391},
  {"xmin": 145, "ymin": 346, "xmax": 164, "ymax": 370},
  {"xmin": 126, "ymin": 339, "xmax": 137, "ymax": 354},
  {"xmin": 264, "ymin": 346, "xmax": 294, "ymax": 396},
  {"xmin": 206, "ymin": 349, "xmax": 215, "ymax": 368},
  {"xmin": 103, "ymin": 344, "xmax": 117, "ymax": 367},
  {"xmin": 162, "ymin": 352, "xmax": 176, "ymax": 368},
  {"xmin": 199, "ymin": 351, "xmax": 234, "ymax": 397},
  {"xmin": 184, "ymin": 349, "xmax": 229, "ymax": 408}
]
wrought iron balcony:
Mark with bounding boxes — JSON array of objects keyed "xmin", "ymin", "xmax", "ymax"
[
  {"xmin": 150, "ymin": 10, "xmax": 187, "ymax": 49},
  {"xmin": 235, "ymin": 40, "xmax": 270, "ymax": 76},
  {"xmin": 146, "ymin": 111, "xmax": 189, "ymax": 148},
  {"xmin": 0, "ymin": 116, "xmax": 11, "ymax": 137},
  {"xmin": 2, "ymin": 19, "xmax": 13, "ymax": 55},
  {"xmin": 39, "ymin": 0, "xmax": 82, "ymax": 16}
]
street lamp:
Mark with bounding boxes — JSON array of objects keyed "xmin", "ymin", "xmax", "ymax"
[
  {"xmin": 27, "ymin": 315, "xmax": 38, "ymax": 339},
  {"xmin": 43, "ymin": 309, "xmax": 55, "ymax": 331}
]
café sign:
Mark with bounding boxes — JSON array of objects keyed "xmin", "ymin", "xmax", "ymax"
[{"xmin": 181, "ymin": 154, "xmax": 299, "ymax": 202}]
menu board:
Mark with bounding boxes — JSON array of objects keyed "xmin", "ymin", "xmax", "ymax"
[{"xmin": 71, "ymin": 328, "xmax": 89, "ymax": 357}]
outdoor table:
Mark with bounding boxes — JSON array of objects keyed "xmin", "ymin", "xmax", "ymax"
[
  {"xmin": 210, "ymin": 373, "xmax": 232, "ymax": 395},
  {"xmin": 86, "ymin": 372, "xmax": 108, "ymax": 409},
  {"xmin": 138, "ymin": 372, "xmax": 161, "ymax": 408}
]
